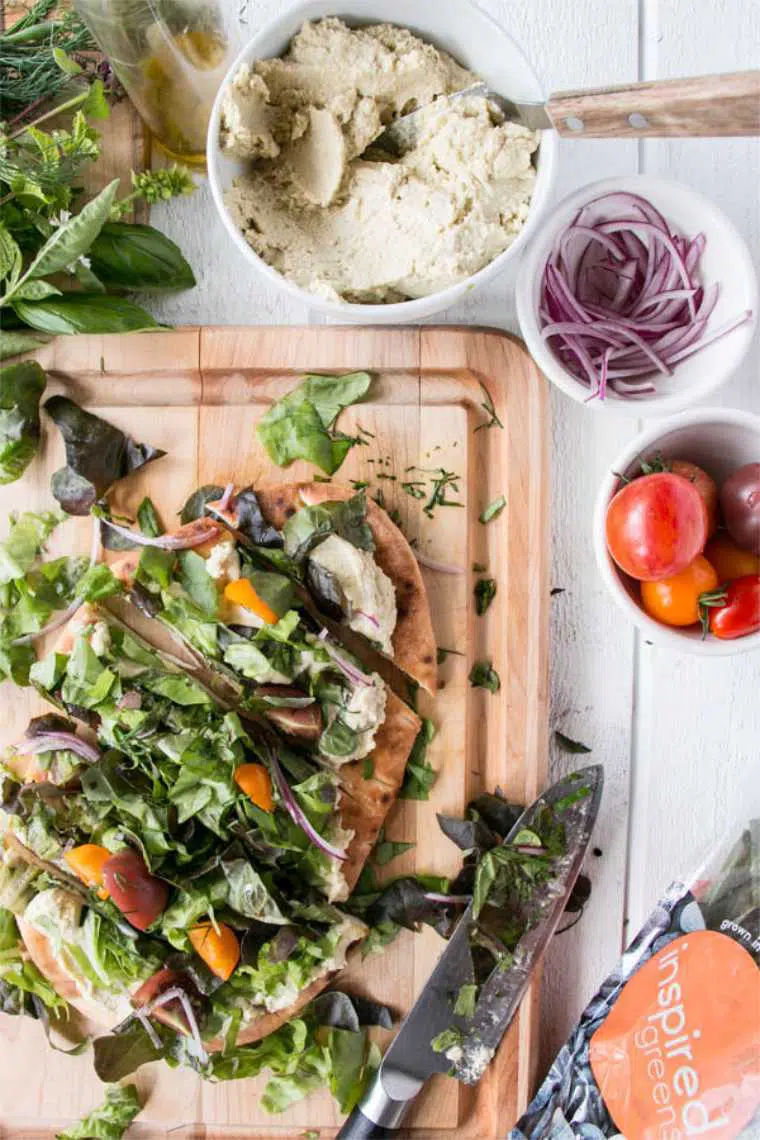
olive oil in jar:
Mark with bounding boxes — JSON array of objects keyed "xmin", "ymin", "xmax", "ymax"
[{"xmin": 74, "ymin": 0, "xmax": 233, "ymax": 164}]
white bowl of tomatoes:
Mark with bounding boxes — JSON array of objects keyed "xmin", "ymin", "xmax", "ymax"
[{"xmin": 593, "ymin": 408, "xmax": 760, "ymax": 654}]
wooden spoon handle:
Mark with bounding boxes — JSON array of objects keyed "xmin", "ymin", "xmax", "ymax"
[{"xmin": 546, "ymin": 70, "xmax": 760, "ymax": 138}]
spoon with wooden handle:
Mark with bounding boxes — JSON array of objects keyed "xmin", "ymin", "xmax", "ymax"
[{"xmin": 371, "ymin": 69, "xmax": 760, "ymax": 155}]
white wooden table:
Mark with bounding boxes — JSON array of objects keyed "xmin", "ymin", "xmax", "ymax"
[{"xmin": 146, "ymin": 0, "xmax": 760, "ymax": 1077}]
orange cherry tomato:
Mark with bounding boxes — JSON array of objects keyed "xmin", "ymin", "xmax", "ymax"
[
  {"xmin": 640, "ymin": 555, "xmax": 719, "ymax": 627},
  {"xmin": 65, "ymin": 844, "xmax": 111, "ymax": 899},
  {"xmin": 189, "ymin": 920, "xmax": 240, "ymax": 981},
  {"xmin": 704, "ymin": 532, "xmax": 760, "ymax": 583},
  {"xmin": 234, "ymin": 763, "xmax": 274, "ymax": 812},
  {"xmin": 223, "ymin": 578, "xmax": 278, "ymax": 625}
]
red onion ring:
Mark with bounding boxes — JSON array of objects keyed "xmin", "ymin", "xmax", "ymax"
[
  {"xmin": 24, "ymin": 733, "xmax": 101, "ymax": 763},
  {"xmin": 317, "ymin": 629, "xmax": 374, "ymax": 687},
  {"xmin": 218, "ymin": 483, "xmax": 235, "ymax": 512},
  {"xmin": 269, "ymin": 753, "xmax": 347, "ymax": 862},
  {"xmin": 101, "ymin": 518, "xmax": 219, "ymax": 550}
]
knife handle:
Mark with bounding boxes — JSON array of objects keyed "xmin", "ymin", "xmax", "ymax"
[
  {"xmin": 336, "ymin": 1069, "xmax": 416, "ymax": 1139},
  {"xmin": 546, "ymin": 70, "xmax": 760, "ymax": 137}
]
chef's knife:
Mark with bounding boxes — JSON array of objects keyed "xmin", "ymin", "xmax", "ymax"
[
  {"xmin": 336, "ymin": 765, "xmax": 603, "ymax": 1139},
  {"xmin": 370, "ymin": 70, "xmax": 760, "ymax": 154}
]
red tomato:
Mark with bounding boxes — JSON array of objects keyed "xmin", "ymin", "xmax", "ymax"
[
  {"xmin": 640, "ymin": 556, "xmax": 719, "ymax": 627},
  {"xmin": 132, "ymin": 968, "xmax": 202, "ymax": 1036},
  {"xmin": 667, "ymin": 461, "xmax": 719, "ymax": 537},
  {"xmin": 606, "ymin": 473, "xmax": 708, "ymax": 582},
  {"xmin": 102, "ymin": 849, "xmax": 169, "ymax": 931},
  {"xmin": 704, "ymin": 575, "xmax": 760, "ymax": 640}
]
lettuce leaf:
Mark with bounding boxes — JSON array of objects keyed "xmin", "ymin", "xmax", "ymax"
[
  {"xmin": 282, "ymin": 492, "xmax": 374, "ymax": 562},
  {"xmin": 56, "ymin": 1083, "xmax": 141, "ymax": 1140},
  {"xmin": 256, "ymin": 372, "xmax": 371, "ymax": 476},
  {"xmin": 0, "ymin": 510, "xmax": 61, "ymax": 584},
  {"xmin": 0, "ymin": 361, "xmax": 46, "ymax": 485}
]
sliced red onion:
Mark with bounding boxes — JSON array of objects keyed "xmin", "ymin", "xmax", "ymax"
[
  {"xmin": 540, "ymin": 191, "xmax": 753, "ymax": 400},
  {"xmin": 317, "ymin": 629, "xmax": 374, "ymax": 687},
  {"xmin": 414, "ymin": 551, "xmax": 465, "ymax": 575},
  {"xmin": 424, "ymin": 892, "xmax": 472, "ymax": 906},
  {"xmin": 270, "ymin": 752, "xmax": 347, "ymax": 862},
  {"xmin": 218, "ymin": 483, "xmax": 235, "ymax": 512},
  {"xmin": 101, "ymin": 518, "xmax": 219, "ymax": 550},
  {"xmin": 24, "ymin": 732, "xmax": 101, "ymax": 763},
  {"xmin": 11, "ymin": 516, "xmax": 101, "ymax": 647},
  {"xmin": 134, "ymin": 1008, "xmax": 162, "ymax": 1049},
  {"xmin": 141, "ymin": 986, "xmax": 207, "ymax": 1062},
  {"xmin": 354, "ymin": 609, "xmax": 380, "ymax": 630}
]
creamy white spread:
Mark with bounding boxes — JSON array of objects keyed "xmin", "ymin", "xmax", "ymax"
[
  {"xmin": 205, "ymin": 539, "xmax": 241, "ymax": 584},
  {"xmin": 319, "ymin": 673, "xmax": 388, "ymax": 765},
  {"xmin": 221, "ymin": 18, "xmax": 538, "ymax": 302},
  {"xmin": 89, "ymin": 620, "xmax": 111, "ymax": 658},
  {"xmin": 309, "ymin": 534, "xmax": 396, "ymax": 653}
]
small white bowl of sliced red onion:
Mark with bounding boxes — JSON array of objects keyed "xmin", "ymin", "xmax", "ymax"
[{"xmin": 516, "ymin": 175, "xmax": 757, "ymax": 414}]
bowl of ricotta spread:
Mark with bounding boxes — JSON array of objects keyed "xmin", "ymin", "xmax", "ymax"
[{"xmin": 207, "ymin": 0, "xmax": 557, "ymax": 321}]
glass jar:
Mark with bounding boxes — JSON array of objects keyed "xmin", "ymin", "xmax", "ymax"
[{"xmin": 74, "ymin": 0, "xmax": 234, "ymax": 165}]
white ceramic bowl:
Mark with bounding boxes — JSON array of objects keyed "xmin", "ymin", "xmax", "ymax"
[
  {"xmin": 516, "ymin": 175, "xmax": 758, "ymax": 416},
  {"xmin": 593, "ymin": 408, "xmax": 760, "ymax": 655},
  {"xmin": 206, "ymin": 0, "xmax": 557, "ymax": 323}
]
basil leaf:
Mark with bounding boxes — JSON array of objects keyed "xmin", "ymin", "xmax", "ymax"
[
  {"xmin": 137, "ymin": 496, "xmax": 163, "ymax": 537},
  {"xmin": 257, "ymin": 371, "xmax": 371, "ymax": 475},
  {"xmin": 319, "ymin": 717, "xmax": 359, "ymax": 758},
  {"xmin": 137, "ymin": 546, "xmax": 174, "ymax": 590},
  {"xmin": 474, "ymin": 577, "xmax": 497, "ymax": 616},
  {"xmin": 374, "ymin": 835, "xmax": 415, "ymax": 867},
  {"xmin": 479, "ymin": 495, "xmax": 506, "ymax": 524},
  {"xmin": 22, "ymin": 179, "xmax": 118, "ymax": 282},
  {"xmin": 0, "ymin": 224, "xmax": 22, "ymax": 282},
  {"xmin": 468, "ymin": 661, "xmax": 500, "ymax": 693},
  {"xmin": 10, "ymin": 279, "xmax": 61, "ymax": 302},
  {"xmin": 45, "ymin": 396, "xmax": 165, "ymax": 515},
  {"xmin": 0, "ymin": 330, "xmax": 51, "ymax": 361},
  {"xmin": 305, "ymin": 560, "xmax": 347, "ymax": 619},
  {"xmin": 234, "ymin": 487, "xmax": 283, "ymax": 547},
  {"xmin": 14, "ymin": 294, "xmax": 159, "ymax": 335},
  {"xmin": 554, "ymin": 731, "xmax": 592, "ymax": 755},
  {"xmin": 93, "ymin": 1021, "xmax": 166, "ymax": 1082},
  {"xmin": 89, "ymin": 223, "xmax": 196, "ymax": 292},
  {"xmin": 399, "ymin": 719, "xmax": 436, "ymax": 801},
  {"xmin": 179, "ymin": 484, "xmax": 224, "ymax": 524},
  {"xmin": 283, "ymin": 492, "xmax": 373, "ymax": 562},
  {"xmin": 0, "ymin": 360, "xmax": 46, "ymax": 484},
  {"xmin": 177, "ymin": 549, "xmax": 218, "ymax": 616},
  {"xmin": 242, "ymin": 567, "xmax": 294, "ymax": 618}
]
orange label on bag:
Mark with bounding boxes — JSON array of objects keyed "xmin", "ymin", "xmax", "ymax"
[{"xmin": 589, "ymin": 929, "xmax": 760, "ymax": 1140}]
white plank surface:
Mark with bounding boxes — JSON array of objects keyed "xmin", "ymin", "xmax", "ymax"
[{"xmin": 146, "ymin": 0, "xmax": 760, "ymax": 1095}]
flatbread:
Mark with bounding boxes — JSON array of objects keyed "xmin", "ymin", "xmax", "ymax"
[{"xmin": 255, "ymin": 482, "xmax": 437, "ymax": 695}]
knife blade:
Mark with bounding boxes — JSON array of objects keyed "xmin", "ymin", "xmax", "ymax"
[{"xmin": 336, "ymin": 765, "xmax": 603, "ymax": 1138}]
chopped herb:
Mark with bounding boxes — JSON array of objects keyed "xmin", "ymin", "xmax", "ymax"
[
  {"xmin": 555, "ymin": 786, "xmax": 591, "ymax": 812},
  {"xmin": 401, "ymin": 480, "xmax": 425, "ymax": 500},
  {"xmin": 423, "ymin": 468, "xmax": 464, "ymax": 518},
  {"xmin": 357, "ymin": 425, "xmax": 375, "ymax": 438},
  {"xmin": 376, "ymin": 472, "xmax": 396, "ymax": 481},
  {"xmin": 437, "ymin": 647, "xmax": 464, "ymax": 664},
  {"xmin": 374, "ymin": 828, "xmax": 416, "ymax": 867},
  {"xmin": 474, "ymin": 380, "xmax": 503, "ymax": 432},
  {"xmin": 313, "ymin": 474, "xmax": 332, "ymax": 483},
  {"xmin": 474, "ymin": 578, "xmax": 497, "ymax": 615},
  {"xmin": 431, "ymin": 1026, "xmax": 464, "ymax": 1054},
  {"xmin": 400, "ymin": 719, "xmax": 437, "ymax": 800},
  {"xmin": 362, "ymin": 758, "xmax": 374, "ymax": 780},
  {"xmin": 472, "ymin": 562, "xmax": 488, "ymax": 573},
  {"xmin": 554, "ymin": 731, "xmax": 592, "ymax": 755},
  {"xmin": 469, "ymin": 661, "xmax": 500, "ymax": 693},
  {"xmin": 550, "ymin": 587, "xmax": 565, "ymax": 597},
  {"xmin": 454, "ymin": 983, "xmax": 478, "ymax": 1017},
  {"xmin": 350, "ymin": 480, "xmax": 369, "ymax": 491},
  {"xmin": 479, "ymin": 495, "xmax": 506, "ymax": 524}
]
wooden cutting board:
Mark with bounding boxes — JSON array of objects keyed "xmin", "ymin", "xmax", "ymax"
[{"xmin": 0, "ymin": 325, "xmax": 550, "ymax": 1139}]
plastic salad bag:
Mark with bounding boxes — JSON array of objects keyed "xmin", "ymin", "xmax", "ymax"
[{"xmin": 511, "ymin": 819, "xmax": 759, "ymax": 1140}]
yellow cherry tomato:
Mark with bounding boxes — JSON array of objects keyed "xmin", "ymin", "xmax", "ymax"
[
  {"xmin": 189, "ymin": 921, "xmax": 240, "ymax": 980},
  {"xmin": 640, "ymin": 555, "xmax": 719, "ymax": 627},
  {"xmin": 65, "ymin": 843, "xmax": 111, "ymax": 899},
  {"xmin": 704, "ymin": 532, "xmax": 760, "ymax": 583},
  {"xmin": 223, "ymin": 578, "xmax": 278, "ymax": 625},
  {"xmin": 234, "ymin": 763, "xmax": 274, "ymax": 812}
]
